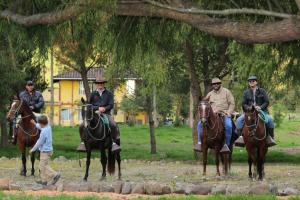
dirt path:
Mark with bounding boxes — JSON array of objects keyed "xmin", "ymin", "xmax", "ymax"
[{"xmin": 0, "ymin": 158, "xmax": 299, "ymax": 191}]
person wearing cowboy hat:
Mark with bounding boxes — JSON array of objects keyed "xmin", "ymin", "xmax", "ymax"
[
  {"xmin": 235, "ymin": 75, "xmax": 276, "ymax": 147},
  {"xmin": 89, "ymin": 76, "xmax": 121, "ymax": 153},
  {"xmin": 12, "ymin": 80, "xmax": 44, "ymax": 145},
  {"xmin": 194, "ymin": 77, "xmax": 235, "ymax": 153}
]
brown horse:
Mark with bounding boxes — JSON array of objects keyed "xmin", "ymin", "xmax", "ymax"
[
  {"xmin": 79, "ymin": 98, "xmax": 121, "ymax": 181},
  {"xmin": 243, "ymin": 104, "xmax": 268, "ymax": 181},
  {"xmin": 6, "ymin": 97, "xmax": 39, "ymax": 176},
  {"xmin": 198, "ymin": 100, "xmax": 234, "ymax": 176}
]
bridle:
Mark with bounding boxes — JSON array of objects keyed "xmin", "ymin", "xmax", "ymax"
[
  {"xmin": 244, "ymin": 107, "xmax": 266, "ymax": 141},
  {"xmin": 198, "ymin": 101, "xmax": 219, "ymax": 140},
  {"xmin": 82, "ymin": 104, "xmax": 107, "ymax": 141},
  {"xmin": 10, "ymin": 100, "xmax": 39, "ymax": 137}
]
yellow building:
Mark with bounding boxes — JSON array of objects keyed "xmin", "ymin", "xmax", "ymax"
[{"xmin": 42, "ymin": 68, "xmax": 148, "ymax": 126}]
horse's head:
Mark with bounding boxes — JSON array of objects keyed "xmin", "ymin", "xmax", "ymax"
[
  {"xmin": 244, "ymin": 104, "xmax": 258, "ymax": 129},
  {"xmin": 81, "ymin": 98, "xmax": 94, "ymax": 126},
  {"xmin": 6, "ymin": 96, "xmax": 22, "ymax": 122},
  {"xmin": 198, "ymin": 100, "xmax": 212, "ymax": 123}
]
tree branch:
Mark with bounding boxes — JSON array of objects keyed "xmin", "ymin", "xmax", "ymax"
[
  {"xmin": 1, "ymin": 0, "xmax": 300, "ymax": 43},
  {"xmin": 143, "ymin": 0, "xmax": 294, "ymax": 19}
]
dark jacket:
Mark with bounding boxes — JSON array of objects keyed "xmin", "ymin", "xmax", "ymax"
[
  {"xmin": 89, "ymin": 89, "xmax": 114, "ymax": 115},
  {"xmin": 242, "ymin": 87, "xmax": 269, "ymax": 112},
  {"xmin": 19, "ymin": 90, "xmax": 44, "ymax": 113}
]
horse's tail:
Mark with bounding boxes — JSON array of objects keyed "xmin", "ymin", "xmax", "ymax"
[{"xmin": 107, "ymin": 148, "xmax": 116, "ymax": 175}]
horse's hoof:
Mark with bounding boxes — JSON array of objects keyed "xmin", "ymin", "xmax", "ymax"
[
  {"xmin": 83, "ymin": 178, "xmax": 87, "ymax": 182},
  {"xmin": 100, "ymin": 177, "xmax": 106, "ymax": 181}
]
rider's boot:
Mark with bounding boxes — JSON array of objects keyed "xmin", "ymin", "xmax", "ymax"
[
  {"xmin": 111, "ymin": 126, "xmax": 121, "ymax": 153},
  {"xmin": 266, "ymin": 128, "xmax": 276, "ymax": 147},
  {"xmin": 234, "ymin": 129, "xmax": 245, "ymax": 147}
]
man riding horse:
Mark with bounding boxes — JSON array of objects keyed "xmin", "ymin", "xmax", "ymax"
[
  {"xmin": 12, "ymin": 80, "xmax": 44, "ymax": 145},
  {"xmin": 88, "ymin": 76, "xmax": 121, "ymax": 153},
  {"xmin": 194, "ymin": 78, "xmax": 235, "ymax": 153},
  {"xmin": 235, "ymin": 75, "xmax": 276, "ymax": 147}
]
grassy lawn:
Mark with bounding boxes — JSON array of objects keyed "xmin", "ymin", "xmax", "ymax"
[{"xmin": 0, "ymin": 120, "xmax": 300, "ymax": 163}]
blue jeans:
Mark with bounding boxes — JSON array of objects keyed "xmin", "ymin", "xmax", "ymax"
[
  {"xmin": 197, "ymin": 116, "xmax": 232, "ymax": 146},
  {"xmin": 236, "ymin": 113, "xmax": 274, "ymax": 130}
]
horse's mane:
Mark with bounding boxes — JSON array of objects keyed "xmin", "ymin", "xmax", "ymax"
[{"xmin": 20, "ymin": 100, "xmax": 35, "ymax": 118}]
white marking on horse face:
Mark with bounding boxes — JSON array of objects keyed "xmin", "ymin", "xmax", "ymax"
[
  {"xmin": 11, "ymin": 102, "xmax": 17, "ymax": 108},
  {"xmin": 248, "ymin": 116, "xmax": 251, "ymax": 120}
]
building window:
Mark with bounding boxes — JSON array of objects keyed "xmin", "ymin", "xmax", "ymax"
[
  {"xmin": 79, "ymin": 81, "xmax": 85, "ymax": 95},
  {"xmin": 61, "ymin": 109, "xmax": 71, "ymax": 121},
  {"xmin": 126, "ymin": 80, "xmax": 135, "ymax": 96},
  {"xmin": 79, "ymin": 81, "xmax": 95, "ymax": 95}
]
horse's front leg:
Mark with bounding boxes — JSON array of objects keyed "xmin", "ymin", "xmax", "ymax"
[
  {"xmin": 100, "ymin": 148, "xmax": 107, "ymax": 180},
  {"xmin": 215, "ymin": 147, "xmax": 221, "ymax": 176},
  {"xmin": 21, "ymin": 151, "xmax": 27, "ymax": 176},
  {"xmin": 30, "ymin": 151, "xmax": 36, "ymax": 176},
  {"xmin": 248, "ymin": 155, "xmax": 253, "ymax": 179},
  {"xmin": 83, "ymin": 149, "xmax": 91, "ymax": 181},
  {"xmin": 202, "ymin": 147, "xmax": 208, "ymax": 176}
]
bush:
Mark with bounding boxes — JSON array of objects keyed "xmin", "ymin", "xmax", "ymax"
[
  {"xmin": 272, "ymin": 103, "xmax": 287, "ymax": 128},
  {"xmin": 173, "ymin": 117, "xmax": 181, "ymax": 127}
]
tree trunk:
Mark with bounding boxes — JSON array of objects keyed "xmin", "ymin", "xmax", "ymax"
[
  {"xmin": 152, "ymin": 85, "xmax": 159, "ymax": 127},
  {"xmin": 185, "ymin": 40, "xmax": 202, "ymax": 146},
  {"xmin": 80, "ymin": 69, "xmax": 91, "ymax": 100},
  {"xmin": 189, "ymin": 90, "xmax": 193, "ymax": 128},
  {"xmin": 147, "ymin": 95, "xmax": 156, "ymax": 154},
  {"xmin": 1, "ymin": 117, "xmax": 8, "ymax": 147},
  {"xmin": 202, "ymin": 46, "xmax": 211, "ymax": 95}
]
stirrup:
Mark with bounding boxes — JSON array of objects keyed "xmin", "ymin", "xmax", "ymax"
[
  {"xmin": 234, "ymin": 136, "xmax": 245, "ymax": 147},
  {"xmin": 193, "ymin": 144, "xmax": 202, "ymax": 152},
  {"xmin": 220, "ymin": 144, "xmax": 230, "ymax": 153},
  {"xmin": 266, "ymin": 135, "xmax": 277, "ymax": 147},
  {"xmin": 76, "ymin": 142, "xmax": 86, "ymax": 152},
  {"xmin": 112, "ymin": 143, "xmax": 121, "ymax": 153}
]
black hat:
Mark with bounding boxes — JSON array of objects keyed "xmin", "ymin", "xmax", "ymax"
[
  {"xmin": 94, "ymin": 76, "xmax": 107, "ymax": 84},
  {"xmin": 26, "ymin": 80, "xmax": 34, "ymax": 86},
  {"xmin": 248, "ymin": 75, "xmax": 258, "ymax": 81}
]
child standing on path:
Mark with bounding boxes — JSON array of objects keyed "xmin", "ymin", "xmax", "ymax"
[{"xmin": 30, "ymin": 115, "xmax": 60, "ymax": 186}]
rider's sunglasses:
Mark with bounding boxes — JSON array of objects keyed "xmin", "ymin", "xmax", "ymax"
[
  {"xmin": 212, "ymin": 83, "xmax": 221, "ymax": 86},
  {"xmin": 27, "ymin": 84, "xmax": 34, "ymax": 86},
  {"xmin": 248, "ymin": 80, "xmax": 256, "ymax": 83}
]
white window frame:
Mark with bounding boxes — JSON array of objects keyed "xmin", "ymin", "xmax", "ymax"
[{"xmin": 61, "ymin": 109, "xmax": 71, "ymax": 121}]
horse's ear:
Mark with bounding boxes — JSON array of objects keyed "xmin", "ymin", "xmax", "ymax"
[
  {"xmin": 12, "ymin": 95, "xmax": 19, "ymax": 101},
  {"xmin": 81, "ymin": 97, "xmax": 86, "ymax": 104}
]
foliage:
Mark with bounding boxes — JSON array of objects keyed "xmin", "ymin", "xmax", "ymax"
[{"xmin": 272, "ymin": 103, "xmax": 287, "ymax": 128}]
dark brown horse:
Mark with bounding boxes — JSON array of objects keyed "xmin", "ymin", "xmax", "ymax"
[
  {"xmin": 198, "ymin": 100, "xmax": 234, "ymax": 176},
  {"xmin": 6, "ymin": 97, "xmax": 39, "ymax": 176},
  {"xmin": 243, "ymin": 104, "xmax": 268, "ymax": 181},
  {"xmin": 80, "ymin": 98, "xmax": 121, "ymax": 181}
]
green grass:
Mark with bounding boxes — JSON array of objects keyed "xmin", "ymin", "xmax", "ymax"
[{"xmin": 0, "ymin": 120, "xmax": 300, "ymax": 163}]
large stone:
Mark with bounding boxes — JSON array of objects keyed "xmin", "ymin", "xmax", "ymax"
[
  {"xmin": 185, "ymin": 184, "xmax": 212, "ymax": 195},
  {"xmin": 226, "ymin": 186, "xmax": 250, "ymax": 194},
  {"xmin": 131, "ymin": 183, "xmax": 145, "ymax": 194},
  {"xmin": 112, "ymin": 181, "xmax": 123, "ymax": 194},
  {"xmin": 44, "ymin": 185, "xmax": 57, "ymax": 191},
  {"xmin": 249, "ymin": 183, "xmax": 270, "ymax": 194},
  {"xmin": 99, "ymin": 184, "xmax": 114, "ymax": 193},
  {"xmin": 9, "ymin": 183, "xmax": 21, "ymax": 191},
  {"xmin": 162, "ymin": 185, "xmax": 171, "ymax": 194},
  {"xmin": 278, "ymin": 187, "xmax": 299, "ymax": 196},
  {"xmin": 121, "ymin": 182, "xmax": 132, "ymax": 194},
  {"xmin": 63, "ymin": 182, "xmax": 86, "ymax": 192},
  {"xmin": 0, "ymin": 179, "xmax": 10, "ymax": 190},
  {"xmin": 211, "ymin": 185, "xmax": 227, "ymax": 194},
  {"xmin": 173, "ymin": 183, "xmax": 185, "ymax": 194},
  {"xmin": 145, "ymin": 182, "xmax": 163, "ymax": 195}
]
